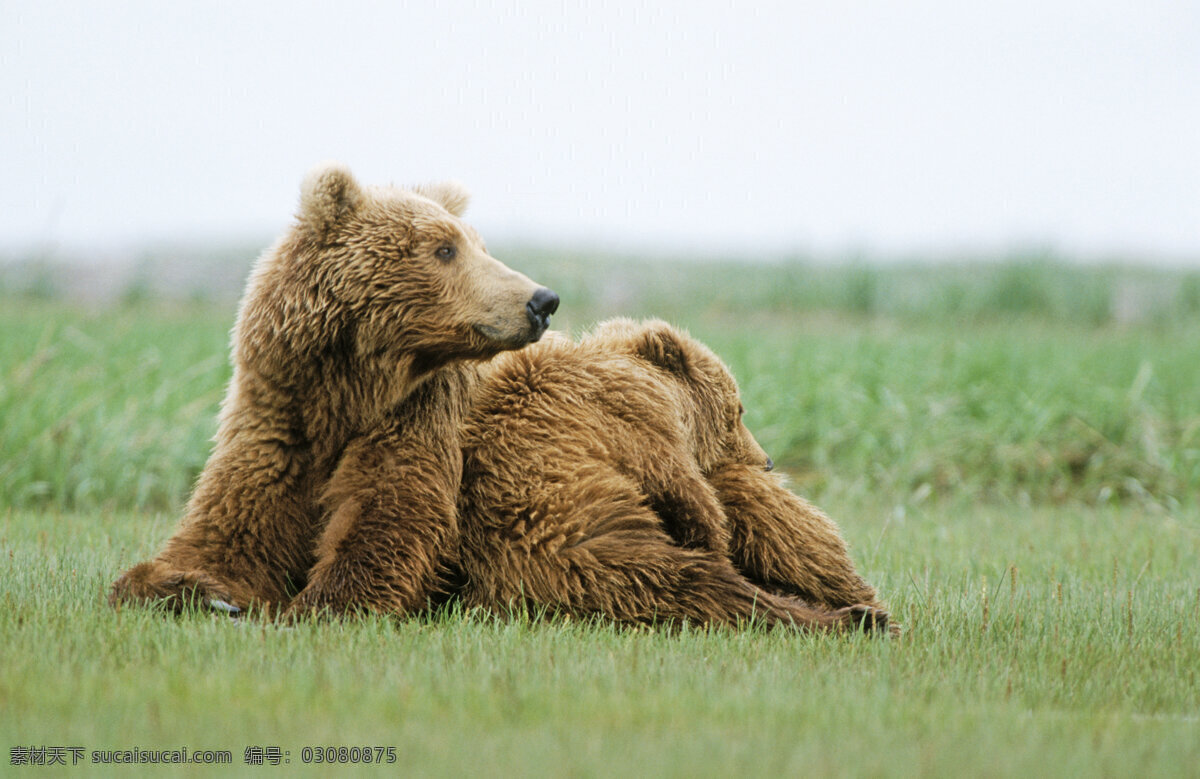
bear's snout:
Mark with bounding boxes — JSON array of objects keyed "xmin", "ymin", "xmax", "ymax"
[
  {"xmin": 765, "ymin": 457, "xmax": 774, "ymax": 472},
  {"xmin": 525, "ymin": 287, "xmax": 560, "ymax": 339}
]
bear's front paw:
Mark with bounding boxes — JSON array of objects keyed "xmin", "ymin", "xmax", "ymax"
[
  {"xmin": 833, "ymin": 604, "xmax": 896, "ymax": 636},
  {"xmin": 109, "ymin": 560, "xmax": 240, "ymax": 616}
]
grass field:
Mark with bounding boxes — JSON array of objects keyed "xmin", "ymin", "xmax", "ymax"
[{"xmin": 2, "ymin": 255, "xmax": 1199, "ymax": 776}]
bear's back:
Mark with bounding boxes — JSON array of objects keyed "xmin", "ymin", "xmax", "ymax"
[{"xmin": 463, "ymin": 338, "xmax": 683, "ymax": 481}]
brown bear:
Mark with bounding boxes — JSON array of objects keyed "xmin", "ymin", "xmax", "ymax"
[
  {"xmin": 454, "ymin": 319, "xmax": 890, "ymax": 633},
  {"xmin": 109, "ymin": 163, "xmax": 559, "ymax": 617}
]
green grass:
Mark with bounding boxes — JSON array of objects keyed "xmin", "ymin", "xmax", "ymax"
[
  {"xmin": 4, "ymin": 504, "xmax": 1197, "ymax": 776},
  {"xmin": 4, "ymin": 283, "xmax": 1198, "ymax": 513},
  {"xmin": 0, "ymin": 300, "xmax": 230, "ymax": 511},
  {"xmin": 2, "ymin": 257, "xmax": 1199, "ymax": 775}
]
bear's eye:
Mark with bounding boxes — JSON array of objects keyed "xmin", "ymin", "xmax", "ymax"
[{"xmin": 435, "ymin": 245, "xmax": 457, "ymax": 262}]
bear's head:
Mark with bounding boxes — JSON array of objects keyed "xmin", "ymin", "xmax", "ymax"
[
  {"xmin": 593, "ymin": 319, "xmax": 773, "ymax": 475},
  {"xmin": 237, "ymin": 163, "xmax": 558, "ymax": 388}
]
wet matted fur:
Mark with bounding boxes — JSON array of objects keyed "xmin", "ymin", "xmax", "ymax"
[
  {"xmin": 454, "ymin": 320, "xmax": 891, "ymax": 634},
  {"xmin": 110, "ymin": 164, "xmax": 558, "ymax": 617}
]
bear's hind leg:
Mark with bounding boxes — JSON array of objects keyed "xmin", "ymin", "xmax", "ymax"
[
  {"xmin": 459, "ymin": 481, "xmax": 889, "ymax": 634},
  {"xmin": 709, "ymin": 464, "xmax": 883, "ymax": 610},
  {"xmin": 645, "ymin": 467, "xmax": 732, "ymax": 556}
]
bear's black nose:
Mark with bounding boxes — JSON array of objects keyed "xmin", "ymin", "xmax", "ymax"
[
  {"xmin": 526, "ymin": 287, "xmax": 560, "ymax": 336},
  {"xmin": 764, "ymin": 457, "xmax": 774, "ymax": 472},
  {"xmin": 527, "ymin": 287, "xmax": 560, "ymax": 319}
]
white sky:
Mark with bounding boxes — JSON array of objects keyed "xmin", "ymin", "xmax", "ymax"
[{"xmin": 2, "ymin": 1, "xmax": 1198, "ymax": 260}]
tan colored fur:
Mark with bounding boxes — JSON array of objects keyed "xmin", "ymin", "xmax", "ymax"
[
  {"xmin": 455, "ymin": 319, "xmax": 890, "ymax": 633},
  {"xmin": 110, "ymin": 164, "xmax": 555, "ymax": 616},
  {"xmin": 109, "ymin": 166, "xmax": 884, "ymax": 631}
]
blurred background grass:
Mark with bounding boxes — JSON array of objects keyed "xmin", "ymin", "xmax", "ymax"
[{"xmin": 2, "ymin": 250, "xmax": 1197, "ymax": 513}]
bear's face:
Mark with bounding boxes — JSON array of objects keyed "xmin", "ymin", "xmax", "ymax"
[
  {"xmin": 280, "ymin": 164, "xmax": 557, "ymax": 370},
  {"xmin": 595, "ymin": 319, "xmax": 773, "ymax": 475},
  {"xmin": 674, "ymin": 337, "xmax": 772, "ymax": 476}
]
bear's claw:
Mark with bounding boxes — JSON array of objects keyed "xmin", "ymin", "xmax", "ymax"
[
  {"xmin": 208, "ymin": 598, "xmax": 241, "ymax": 616},
  {"xmin": 834, "ymin": 604, "xmax": 895, "ymax": 636}
]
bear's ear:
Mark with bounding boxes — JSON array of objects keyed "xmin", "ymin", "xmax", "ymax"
[
  {"xmin": 631, "ymin": 322, "xmax": 691, "ymax": 379},
  {"xmin": 298, "ymin": 162, "xmax": 364, "ymax": 239},
  {"xmin": 413, "ymin": 181, "xmax": 471, "ymax": 217}
]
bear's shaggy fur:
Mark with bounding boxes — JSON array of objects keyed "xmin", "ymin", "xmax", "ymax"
[
  {"xmin": 109, "ymin": 164, "xmax": 558, "ymax": 617},
  {"xmin": 455, "ymin": 319, "xmax": 890, "ymax": 633}
]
